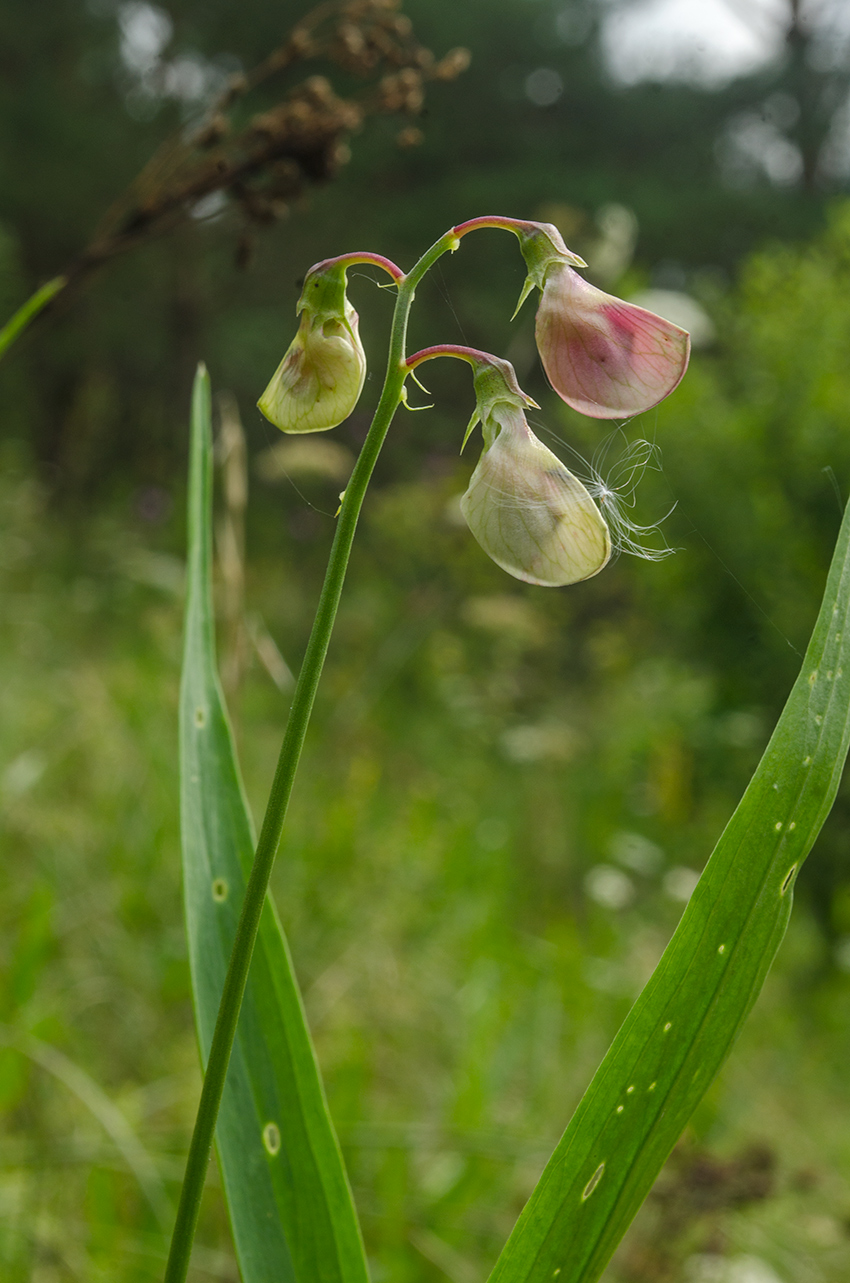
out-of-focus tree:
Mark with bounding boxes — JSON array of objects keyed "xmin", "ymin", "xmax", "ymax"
[
  {"xmin": 2, "ymin": 0, "xmax": 850, "ymax": 491},
  {"xmin": 698, "ymin": 0, "xmax": 850, "ymax": 191},
  {"xmin": 0, "ymin": 0, "xmax": 469, "ymax": 487}
]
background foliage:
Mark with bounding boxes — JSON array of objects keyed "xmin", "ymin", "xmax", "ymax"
[{"xmin": 3, "ymin": 1, "xmax": 850, "ymax": 1279}]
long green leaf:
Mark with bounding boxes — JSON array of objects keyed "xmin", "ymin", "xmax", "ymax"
[
  {"xmin": 179, "ymin": 366, "xmax": 369, "ymax": 1283},
  {"xmin": 491, "ymin": 500, "xmax": 850, "ymax": 1283}
]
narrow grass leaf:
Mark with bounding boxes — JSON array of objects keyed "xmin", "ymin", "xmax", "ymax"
[
  {"xmin": 490, "ymin": 499, "xmax": 850, "ymax": 1283},
  {"xmin": 0, "ymin": 1025, "xmax": 171, "ymax": 1229},
  {"xmin": 180, "ymin": 365, "xmax": 369, "ymax": 1283}
]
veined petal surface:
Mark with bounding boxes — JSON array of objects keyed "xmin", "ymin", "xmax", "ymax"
[
  {"xmin": 461, "ymin": 410, "xmax": 611, "ymax": 587},
  {"xmin": 535, "ymin": 265, "xmax": 690, "ymax": 419}
]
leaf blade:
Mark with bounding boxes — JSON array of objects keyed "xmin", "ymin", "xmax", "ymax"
[
  {"xmin": 490, "ymin": 501, "xmax": 850, "ymax": 1283},
  {"xmin": 179, "ymin": 365, "xmax": 369, "ymax": 1283}
]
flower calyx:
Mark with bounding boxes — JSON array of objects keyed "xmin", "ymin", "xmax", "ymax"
[
  {"xmin": 511, "ymin": 220, "xmax": 587, "ymax": 319},
  {"xmin": 464, "ymin": 352, "xmax": 540, "ymax": 451}
]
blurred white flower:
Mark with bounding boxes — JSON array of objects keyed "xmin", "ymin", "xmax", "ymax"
[
  {"xmin": 663, "ymin": 866, "xmax": 700, "ymax": 903},
  {"xmin": 585, "ymin": 865, "xmax": 635, "ymax": 910}
]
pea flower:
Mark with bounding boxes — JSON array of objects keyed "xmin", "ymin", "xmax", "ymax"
[
  {"xmin": 454, "ymin": 217, "xmax": 691, "ymax": 420},
  {"xmin": 258, "ymin": 260, "xmax": 366, "ymax": 433},
  {"xmin": 410, "ymin": 351, "xmax": 611, "ymax": 587},
  {"xmin": 522, "ymin": 222, "xmax": 689, "ymax": 418}
]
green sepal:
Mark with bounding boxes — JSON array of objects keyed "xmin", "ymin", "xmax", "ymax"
[
  {"xmin": 460, "ymin": 408, "xmax": 480, "ymax": 453},
  {"xmin": 471, "ymin": 358, "xmax": 539, "ymax": 429},
  {"xmin": 516, "ymin": 223, "xmax": 587, "ymax": 294},
  {"xmin": 297, "ymin": 263, "xmax": 350, "ymax": 323},
  {"xmin": 510, "ymin": 274, "xmax": 538, "ymax": 321}
]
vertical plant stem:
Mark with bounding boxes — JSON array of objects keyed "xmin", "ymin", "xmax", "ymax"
[
  {"xmin": 0, "ymin": 276, "xmax": 66, "ymax": 360},
  {"xmin": 164, "ymin": 229, "xmax": 458, "ymax": 1283}
]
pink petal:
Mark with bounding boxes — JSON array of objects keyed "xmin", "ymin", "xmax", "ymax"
[{"xmin": 535, "ymin": 265, "xmax": 690, "ymax": 419}]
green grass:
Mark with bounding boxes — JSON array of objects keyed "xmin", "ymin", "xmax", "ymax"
[{"xmin": 2, "ymin": 421, "xmax": 850, "ymax": 1281}]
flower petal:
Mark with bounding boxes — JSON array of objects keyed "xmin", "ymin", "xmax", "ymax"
[
  {"xmin": 460, "ymin": 409, "xmax": 611, "ymax": 587},
  {"xmin": 535, "ymin": 265, "xmax": 690, "ymax": 419}
]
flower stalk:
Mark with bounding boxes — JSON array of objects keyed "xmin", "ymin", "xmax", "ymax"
[
  {"xmin": 167, "ymin": 211, "xmax": 691, "ymax": 1278},
  {"xmin": 452, "ymin": 215, "xmax": 584, "ymax": 265},
  {"xmin": 309, "ymin": 251, "xmax": 405, "ymax": 283},
  {"xmin": 406, "ymin": 342, "xmax": 502, "ymax": 370},
  {"xmin": 163, "ymin": 228, "xmax": 457, "ymax": 1283}
]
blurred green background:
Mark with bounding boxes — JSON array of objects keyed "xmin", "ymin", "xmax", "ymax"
[{"xmin": 3, "ymin": 1, "xmax": 850, "ymax": 1279}]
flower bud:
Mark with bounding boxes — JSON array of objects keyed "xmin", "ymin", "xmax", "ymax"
[
  {"xmin": 534, "ymin": 262, "xmax": 690, "ymax": 419},
  {"xmin": 460, "ymin": 360, "xmax": 611, "ymax": 587},
  {"xmin": 258, "ymin": 263, "xmax": 366, "ymax": 433}
]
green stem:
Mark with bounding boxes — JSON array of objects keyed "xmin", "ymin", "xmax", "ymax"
[
  {"xmin": 163, "ymin": 228, "xmax": 458, "ymax": 1283},
  {"xmin": 0, "ymin": 276, "xmax": 66, "ymax": 361}
]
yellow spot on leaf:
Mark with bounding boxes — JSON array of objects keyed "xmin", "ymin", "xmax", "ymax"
[{"xmin": 262, "ymin": 1122, "xmax": 281, "ymax": 1156}]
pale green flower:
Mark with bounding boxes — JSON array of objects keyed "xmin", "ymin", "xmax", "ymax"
[
  {"xmin": 258, "ymin": 264, "xmax": 366, "ymax": 433},
  {"xmin": 460, "ymin": 360, "xmax": 611, "ymax": 586}
]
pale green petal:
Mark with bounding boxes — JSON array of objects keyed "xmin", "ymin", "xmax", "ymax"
[{"xmin": 460, "ymin": 409, "xmax": 610, "ymax": 587}]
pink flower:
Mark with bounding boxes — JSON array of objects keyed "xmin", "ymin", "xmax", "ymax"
[{"xmin": 535, "ymin": 263, "xmax": 690, "ymax": 419}]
